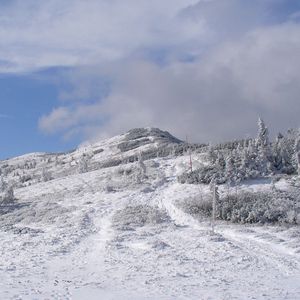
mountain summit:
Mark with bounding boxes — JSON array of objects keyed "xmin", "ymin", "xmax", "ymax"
[{"xmin": 0, "ymin": 126, "xmax": 300, "ymax": 299}]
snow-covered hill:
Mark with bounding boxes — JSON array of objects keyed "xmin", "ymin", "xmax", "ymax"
[{"xmin": 0, "ymin": 128, "xmax": 300, "ymax": 299}]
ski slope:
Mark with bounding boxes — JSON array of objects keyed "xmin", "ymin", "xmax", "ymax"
[{"xmin": 0, "ymin": 128, "xmax": 300, "ymax": 299}]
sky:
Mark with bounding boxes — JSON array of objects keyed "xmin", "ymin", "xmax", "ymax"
[{"xmin": 1, "ymin": 0, "xmax": 300, "ymax": 159}]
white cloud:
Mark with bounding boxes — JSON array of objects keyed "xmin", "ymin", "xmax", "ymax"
[
  {"xmin": 0, "ymin": 0, "xmax": 203, "ymax": 73},
  {"xmin": 2, "ymin": 0, "xmax": 300, "ymax": 143},
  {"xmin": 39, "ymin": 22, "xmax": 300, "ymax": 143}
]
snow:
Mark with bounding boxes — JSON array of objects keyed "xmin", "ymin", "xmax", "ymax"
[{"xmin": 0, "ymin": 129, "xmax": 300, "ymax": 299}]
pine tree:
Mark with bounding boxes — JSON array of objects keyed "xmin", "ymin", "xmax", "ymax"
[
  {"xmin": 272, "ymin": 133, "xmax": 284, "ymax": 170},
  {"xmin": 279, "ymin": 129, "xmax": 298, "ymax": 174},
  {"xmin": 257, "ymin": 117, "xmax": 269, "ymax": 148},
  {"xmin": 240, "ymin": 148, "xmax": 250, "ymax": 179},
  {"xmin": 293, "ymin": 135, "xmax": 300, "ymax": 174},
  {"xmin": 215, "ymin": 151, "xmax": 225, "ymax": 170},
  {"xmin": 297, "ymin": 152, "xmax": 300, "ymax": 175},
  {"xmin": 256, "ymin": 118, "xmax": 271, "ymax": 175},
  {"xmin": 207, "ymin": 144, "xmax": 217, "ymax": 165},
  {"xmin": 225, "ymin": 153, "xmax": 235, "ymax": 183}
]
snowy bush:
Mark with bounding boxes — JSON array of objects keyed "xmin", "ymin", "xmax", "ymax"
[
  {"xmin": 217, "ymin": 191, "xmax": 295, "ymax": 224},
  {"xmin": 1, "ymin": 186, "xmax": 15, "ymax": 204},
  {"xmin": 177, "ymin": 166, "xmax": 225, "ymax": 185},
  {"xmin": 112, "ymin": 205, "xmax": 170, "ymax": 230},
  {"xmin": 178, "ymin": 189, "xmax": 299, "ymax": 224},
  {"xmin": 176, "ymin": 196, "xmax": 212, "ymax": 217},
  {"xmin": 42, "ymin": 168, "xmax": 52, "ymax": 182}
]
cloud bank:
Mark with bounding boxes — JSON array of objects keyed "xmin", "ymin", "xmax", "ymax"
[
  {"xmin": 0, "ymin": 0, "xmax": 201, "ymax": 72},
  {"xmin": 39, "ymin": 23, "xmax": 300, "ymax": 142}
]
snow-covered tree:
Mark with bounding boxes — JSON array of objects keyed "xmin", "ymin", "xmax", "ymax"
[
  {"xmin": 257, "ymin": 117, "xmax": 269, "ymax": 148},
  {"xmin": 239, "ymin": 148, "xmax": 251, "ymax": 179},
  {"xmin": 255, "ymin": 118, "xmax": 272, "ymax": 175},
  {"xmin": 225, "ymin": 153, "xmax": 235, "ymax": 183},
  {"xmin": 0, "ymin": 177, "xmax": 14, "ymax": 203},
  {"xmin": 78, "ymin": 154, "xmax": 89, "ymax": 173},
  {"xmin": 296, "ymin": 151, "xmax": 300, "ymax": 176},
  {"xmin": 215, "ymin": 151, "xmax": 225, "ymax": 170},
  {"xmin": 3, "ymin": 186, "xmax": 14, "ymax": 202},
  {"xmin": 293, "ymin": 135, "xmax": 300, "ymax": 175},
  {"xmin": 207, "ymin": 143, "xmax": 217, "ymax": 164},
  {"xmin": 42, "ymin": 168, "xmax": 52, "ymax": 182},
  {"xmin": 0, "ymin": 176, "xmax": 7, "ymax": 192},
  {"xmin": 272, "ymin": 133, "xmax": 284, "ymax": 170},
  {"xmin": 278, "ymin": 129, "xmax": 298, "ymax": 174},
  {"xmin": 135, "ymin": 152, "xmax": 147, "ymax": 184},
  {"xmin": 138, "ymin": 152, "xmax": 146, "ymax": 176}
]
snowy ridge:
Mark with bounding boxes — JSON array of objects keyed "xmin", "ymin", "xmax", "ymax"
[{"xmin": 0, "ymin": 128, "xmax": 300, "ymax": 299}]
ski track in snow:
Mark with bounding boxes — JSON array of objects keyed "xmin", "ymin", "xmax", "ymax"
[{"xmin": 0, "ymin": 146, "xmax": 300, "ymax": 299}]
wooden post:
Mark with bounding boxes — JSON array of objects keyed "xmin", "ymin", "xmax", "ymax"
[
  {"xmin": 186, "ymin": 135, "xmax": 193, "ymax": 172},
  {"xmin": 212, "ymin": 183, "xmax": 216, "ymax": 234}
]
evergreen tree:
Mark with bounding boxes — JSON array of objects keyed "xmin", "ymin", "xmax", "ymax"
[
  {"xmin": 240, "ymin": 148, "xmax": 250, "ymax": 179},
  {"xmin": 293, "ymin": 135, "xmax": 300, "ymax": 173},
  {"xmin": 257, "ymin": 117, "xmax": 269, "ymax": 148},
  {"xmin": 272, "ymin": 133, "xmax": 284, "ymax": 170},
  {"xmin": 225, "ymin": 153, "xmax": 235, "ymax": 183},
  {"xmin": 256, "ymin": 118, "xmax": 271, "ymax": 175},
  {"xmin": 297, "ymin": 152, "xmax": 300, "ymax": 175},
  {"xmin": 215, "ymin": 151, "xmax": 225, "ymax": 170},
  {"xmin": 207, "ymin": 144, "xmax": 217, "ymax": 164},
  {"xmin": 280, "ymin": 129, "xmax": 298, "ymax": 174}
]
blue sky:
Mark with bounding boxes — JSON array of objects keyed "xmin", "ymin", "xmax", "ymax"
[
  {"xmin": 1, "ymin": 0, "xmax": 300, "ymax": 159},
  {"xmin": 0, "ymin": 72, "xmax": 80, "ymax": 158}
]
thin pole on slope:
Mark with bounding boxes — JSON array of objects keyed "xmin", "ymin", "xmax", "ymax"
[
  {"xmin": 186, "ymin": 135, "xmax": 193, "ymax": 173},
  {"xmin": 212, "ymin": 184, "xmax": 216, "ymax": 234},
  {"xmin": 211, "ymin": 179, "xmax": 218, "ymax": 234}
]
